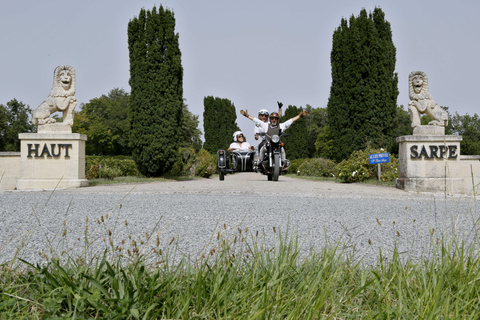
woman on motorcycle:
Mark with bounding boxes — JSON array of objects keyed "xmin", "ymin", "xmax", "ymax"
[{"xmin": 228, "ymin": 131, "xmax": 254, "ymax": 152}]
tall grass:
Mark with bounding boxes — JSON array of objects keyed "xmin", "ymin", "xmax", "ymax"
[
  {"xmin": 2, "ymin": 217, "xmax": 480, "ymax": 318},
  {"xmin": 2, "ymin": 177, "xmax": 480, "ymax": 318}
]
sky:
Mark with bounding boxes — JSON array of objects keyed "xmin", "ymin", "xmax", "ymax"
[{"xmin": 1, "ymin": 0, "xmax": 479, "ymax": 143}]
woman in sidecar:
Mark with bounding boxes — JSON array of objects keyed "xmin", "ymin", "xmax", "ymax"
[{"xmin": 217, "ymin": 131, "xmax": 256, "ymax": 180}]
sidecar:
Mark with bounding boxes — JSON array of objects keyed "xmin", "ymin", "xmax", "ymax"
[{"xmin": 217, "ymin": 150, "xmax": 256, "ymax": 181}]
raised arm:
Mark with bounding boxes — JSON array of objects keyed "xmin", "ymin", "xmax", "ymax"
[
  {"xmin": 240, "ymin": 109, "xmax": 254, "ymax": 121},
  {"xmin": 291, "ymin": 110, "xmax": 307, "ymax": 123},
  {"xmin": 277, "ymin": 101, "xmax": 283, "ymax": 118}
]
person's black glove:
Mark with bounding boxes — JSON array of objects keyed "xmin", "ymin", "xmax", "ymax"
[{"xmin": 277, "ymin": 101, "xmax": 283, "ymax": 108}]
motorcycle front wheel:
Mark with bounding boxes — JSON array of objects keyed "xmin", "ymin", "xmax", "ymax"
[{"xmin": 272, "ymin": 154, "xmax": 280, "ymax": 181}]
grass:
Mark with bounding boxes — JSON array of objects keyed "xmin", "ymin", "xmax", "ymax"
[
  {"xmin": 2, "ymin": 216, "xmax": 480, "ymax": 318},
  {"xmin": 1, "ymin": 175, "xmax": 479, "ymax": 318}
]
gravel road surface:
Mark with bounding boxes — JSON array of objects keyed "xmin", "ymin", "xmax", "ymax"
[{"xmin": 1, "ymin": 173, "xmax": 479, "ymax": 265}]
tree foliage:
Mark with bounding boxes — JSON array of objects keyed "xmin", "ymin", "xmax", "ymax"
[
  {"xmin": 327, "ymin": 7, "xmax": 399, "ymax": 162},
  {"xmin": 280, "ymin": 105, "xmax": 308, "ymax": 160},
  {"xmin": 73, "ymin": 88, "xmax": 130, "ymax": 155},
  {"xmin": 388, "ymin": 105, "xmax": 413, "ymax": 155},
  {"xmin": 449, "ymin": 112, "xmax": 480, "ymax": 155},
  {"xmin": 0, "ymin": 99, "xmax": 35, "ymax": 151},
  {"xmin": 180, "ymin": 101, "xmax": 203, "ymax": 152},
  {"xmin": 128, "ymin": 5, "xmax": 183, "ymax": 176},
  {"xmin": 202, "ymin": 96, "xmax": 239, "ymax": 154},
  {"xmin": 304, "ymin": 105, "xmax": 328, "ymax": 158},
  {"xmin": 315, "ymin": 124, "xmax": 335, "ymax": 159}
]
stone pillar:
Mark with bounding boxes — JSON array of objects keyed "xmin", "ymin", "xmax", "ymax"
[
  {"xmin": 396, "ymin": 135, "xmax": 479, "ymax": 194},
  {"xmin": 16, "ymin": 132, "xmax": 88, "ymax": 190}
]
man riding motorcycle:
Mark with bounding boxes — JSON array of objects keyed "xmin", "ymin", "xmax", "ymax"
[
  {"xmin": 240, "ymin": 108, "xmax": 307, "ymax": 169},
  {"xmin": 254, "ymin": 102, "xmax": 283, "ymax": 155}
]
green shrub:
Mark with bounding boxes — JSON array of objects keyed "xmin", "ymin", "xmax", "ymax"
[
  {"xmin": 376, "ymin": 156, "xmax": 399, "ymax": 182},
  {"xmin": 335, "ymin": 157, "xmax": 371, "ymax": 183},
  {"xmin": 168, "ymin": 147, "xmax": 196, "ymax": 177},
  {"xmin": 297, "ymin": 158, "xmax": 336, "ymax": 177},
  {"xmin": 99, "ymin": 166, "xmax": 122, "ymax": 180},
  {"xmin": 86, "ymin": 164, "xmax": 123, "ymax": 180},
  {"xmin": 85, "ymin": 156, "xmax": 139, "ymax": 179},
  {"xmin": 288, "ymin": 158, "xmax": 306, "ymax": 174},
  {"xmin": 194, "ymin": 149, "xmax": 216, "ymax": 178},
  {"xmin": 335, "ymin": 147, "xmax": 398, "ymax": 183},
  {"xmin": 85, "ymin": 164, "xmax": 99, "ymax": 179},
  {"xmin": 166, "ymin": 148, "xmax": 216, "ymax": 178}
]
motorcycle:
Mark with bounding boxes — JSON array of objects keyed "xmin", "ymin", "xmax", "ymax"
[
  {"xmin": 216, "ymin": 132, "xmax": 289, "ymax": 181},
  {"xmin": 256, "ymin": 131, "xmax": 289, "ymax": 181}
]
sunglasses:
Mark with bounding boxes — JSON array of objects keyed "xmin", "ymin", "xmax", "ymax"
[{"xmin": 259, "ymin": 112, "xmax": 269, "ymax": 116}]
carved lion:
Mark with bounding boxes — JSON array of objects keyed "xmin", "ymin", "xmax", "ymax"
[
  {"xmin": 408, "ymin": 71, "xmax": 448, "ymax": 128},
  {"xmin": 32, "ymin": 65, "xmax": 77, "ymax": 126}
]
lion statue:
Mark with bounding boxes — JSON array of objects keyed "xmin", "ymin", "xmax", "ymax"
[
  {"xmin": 408, "ymin": 71, "xmax": 448, "ymax": 128},
  {"xmin": 32, "ymin": 65, "xmax": 77, "ymax": 126}
]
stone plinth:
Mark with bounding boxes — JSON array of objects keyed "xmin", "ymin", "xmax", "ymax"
[
  {"xmin": 37, "ymin": 123, "xmax": 72, "ymax": 133},
  {"xmin": 396, "ymin": 135, "xmax": 480, "ymax": 195},
  {"xmin": 17, "ymin": 133, "xmax": 88, "ymax": 190},
  {"xmin": 0, "ymin": 152, "xmax": 21, "ymax": 190},
  {"xmin": 413, "ymin": 125, "xmax": 445, "ymax": 136}
]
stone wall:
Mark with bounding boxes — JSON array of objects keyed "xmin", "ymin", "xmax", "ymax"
[
  {"xmin": 16, "ymin": 133, "xmax": 88, "ymax": 190},
  {"xmin": 396, "ymin": 135, "xmax": 480, "ymax": 195},
  {"xmin": 0, "ymin": 152, "xmax": 21, "ymax": 190}
]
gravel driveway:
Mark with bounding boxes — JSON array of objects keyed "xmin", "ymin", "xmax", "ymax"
[{"xmin": 1, "ymin": 173, "xmax": 479, "ymax": 265}]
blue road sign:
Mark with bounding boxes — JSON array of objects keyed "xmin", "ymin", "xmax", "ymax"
[{"xmin": 369, "ymin": 152, "xmax": 389, "ymax": 164}]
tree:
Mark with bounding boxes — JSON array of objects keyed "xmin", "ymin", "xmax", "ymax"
[
  {"xmin": 387, "ymin": 105, "xmax": 413, "ymax": 156},
  {"xmin": 304, "ymin": 105, "xmax": 328, "ymax": 158},
  {"xmin": 327, "ymin": 7, "xmax": 399, "ymax": 162},
  {"xmin": 128, "ymin": 5, "xmax": 183, "ymax": 176},
  {"xmin": 315, "ymin": 124, "xmax": 335, "ymax": 159},
  {"xmin": 0, "ymin": 99, "xmax": 36, "ymax": 151},
  {"xmin": 180, "ymin": 100, "xmax": 203, "ymax": 152},
  {"xmin": 203, "ymin": 96, "xmax": 239, "ymax": 154},
  {"xmin": 280, "ymin": 105, "xmax": 309, "ymax": 160},
  {"xmin": 449, "ymin": 112, "xmax": 480, "ymax": 155},
  {"xmin": 73, "ymin": 88, "xmax": 130, "ymax": 155}
]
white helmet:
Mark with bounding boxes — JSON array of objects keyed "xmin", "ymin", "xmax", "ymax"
[
  {"xmin": 233, "ymin": 131, "xmax": 243, "ymax": 142},
  {"xmin": 258, "ymin": 109, "xmax": 269, "ymax": 117}
]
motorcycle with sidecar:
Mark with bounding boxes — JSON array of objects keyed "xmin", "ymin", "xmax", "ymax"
[{"xmin": 217, "ymin": 131, "xmax": 289, "ymax": 181}]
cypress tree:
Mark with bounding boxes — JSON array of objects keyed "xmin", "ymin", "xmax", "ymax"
[
  {"xmin": 128, "ymin": 6, "xmax": 183, "ymax": 176},
  {"xmin": 280, "ymin": 105, "xmax": 308, "ymax": 160},
  {"xmin": 203, "ymin": 96, "xmax": 239, "ymax": 154},
  {"xmin": 327, "ymin": 7, "xmax": 398, "ymax": 162}
]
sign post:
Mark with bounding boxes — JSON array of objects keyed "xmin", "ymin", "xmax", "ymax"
[{"xmin": 368, "ymin": 152, "xmax": 389, "ymax": 181}]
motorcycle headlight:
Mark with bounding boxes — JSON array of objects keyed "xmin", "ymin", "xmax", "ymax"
[{"xmin": 271, "ymin": 135, "xmax": 280, "ymax": 143}]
